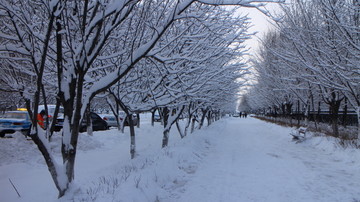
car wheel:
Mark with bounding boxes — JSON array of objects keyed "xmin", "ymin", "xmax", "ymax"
[
  {"xmin": 80, "ymin": 126, "xmax": 86, "ymax": 133},
  {"xmin": 54, "ymin": 126, "xmax": 61, "ymax": 132},
  {"xmin": 21, "ymin": 130, "xmax": 30, "ymax": 137}
]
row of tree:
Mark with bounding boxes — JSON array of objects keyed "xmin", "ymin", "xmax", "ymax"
[
  {"xmin": 245, "ymin": 0, "xmax": 360, "ymax": 140},
  {"xmin": 0, "ymin": 0, "xmax": 283, "ymax": 198}
]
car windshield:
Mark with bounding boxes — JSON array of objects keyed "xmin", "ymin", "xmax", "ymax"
[
  {"xmin": 4, "ymin": 112, "xmax": 27, "ymax": 119},
  {"xmin": 47, "ymin": 108, "xmax": 64, "ymax": 114},
  {"xmin": 38, "ymin": 105, "xmax": 64, "ymax": 115},
  {"xmin": 48, "ymin": 108, "xmax": 55, "ymax": 114}
]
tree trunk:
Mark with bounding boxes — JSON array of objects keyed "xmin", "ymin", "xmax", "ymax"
[
  {"xmin": 357, "ymin": 107, "xmax": 360, "ymax": 145},
  {"xmin": 62, "ymin": 144, "xmax": 76, "ymax": 194},
  {"xmin": 342, "ymin": 97, "xmax": 348, "ymax": 127},
  {"xmin": 60, "ymin": 98, "xmax": 83, "ymax": 197},
  {"xmin": 184, "ymin": 116, "xmax": 192, "ymax": 137},
  {"xmin": 286, "ymin": 103, "xmax": 293, "ymax": 127},
  {"xmin": 86, "ymin": 106, "xmax": 93, "ymax": 136},
  {"xmin": 120, "ymin": 119, "xmax": 125, "ymax": 133},
  {"xmin": 151, "ymin": 110, "xmax": 155, "ymax": 126},
  {"xmin": 136, "ymin": 113, "xmax": 140, "ymax": 128},
  {"xmin": 191, "ymin": 114, "xmax": 196, "ymax": 133},
  {"xmin": 162, "ymin": 129, "xmax": 170, "ymax": 148},
  {"xmin": 297, "ymin": 100, "xmax": 300, "ymax": 127},
  {"xmin": 310, "ymin": 94, "xmax": 317, "ymax": 129},
  {"xmin": 48, "ymin": 100, "xmax": 62, "ymax": 138},
  {"xmin": 128, "ymin": 115, "xmax": 136, "ymax": 159},
  {"xmin": 31, "ymin": 130, "xmax": 68, "ymax": 198},
  {"xmin": 176, "ymin": 120, "xmax": 185, "ymax": 138},
  {"xmin": 198, "ymin": 108, "xmax": 208, "ymax": 130},
  {"xmin": 304, "ymin": 100, "xmax": 310, "ymax": 128},
  {"xmin": 114, "ymin": 114, "xmax": 121, "ymax": 131},
  {"xmin": 107, "ymin": 91, "xmax": 136, "ymax": 157},
  {"xmin": 206, "ymin": 111, "xmax": 212, "ymax": 126},
  {"xmin": 329, "ymin": 100, "xmax": 341, "ymax": 138},
  {"xmin": 161, "ymin": 107, "xmax": 170, "ymax": 148},
  {"xmin": 162, "ymin": 106, "xmax": 184, "ymax": 147},
  {"xmin": 281, "ymin": 104, "xmax": 286, "ymax": 115},
  {"xmin": 317, "ymin": 101, "xmax": 321, "ymax": 125}
]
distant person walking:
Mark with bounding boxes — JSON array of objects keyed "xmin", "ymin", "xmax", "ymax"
[{"xmin": 242, "ymin": 112, "xmax": 247, "ymax": 118}]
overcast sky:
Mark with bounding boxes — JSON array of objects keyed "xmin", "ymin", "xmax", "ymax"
[
  {"xmin": 238, "ymin": 3, "xmax": 282, "ymax": 55},
  {"xmin": 235, "ymin": 3, "xmax": 283, "ymax": 106}
]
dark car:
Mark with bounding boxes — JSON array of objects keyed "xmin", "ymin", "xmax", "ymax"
[{"xmin": 80, "ymin": 112, "xmax": 109, "ymax": 132}]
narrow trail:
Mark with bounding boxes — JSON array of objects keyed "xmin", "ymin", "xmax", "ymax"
[{"xmin": 172, "ymin": 117, "xmax": 360, "ymax": 202}]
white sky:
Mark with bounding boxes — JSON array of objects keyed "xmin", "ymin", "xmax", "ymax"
[
  {"xmin": 237, "ymin": 3, "xmax": 282, "ymax": 55},
  {"xmin": 235, "ymin": 3, "xmax": 282, "ymax": 107}
]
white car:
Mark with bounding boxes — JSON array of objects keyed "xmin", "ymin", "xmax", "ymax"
[
  {"xmin": 154, "ymin": 114, "xmax": 161, "ymax": 122},
  {"xmin": 38, "ymin": 105, "xmax": 64, "ymax": 131},
  {"xmin": 102, "ymin": 115, "xmax": 118, "ymax": 127},
  {"xmin": 103, "ymin": 112, "xmax": 138, "ymax": 127}
]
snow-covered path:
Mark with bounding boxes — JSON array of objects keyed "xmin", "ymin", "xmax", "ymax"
[
  {"xmin": 171, "ymin": 117, "xmax": 360, "ymax": 202},
  {"xmin": 1, "ymin": 116, "xmax": 360, "ymax": 202}
]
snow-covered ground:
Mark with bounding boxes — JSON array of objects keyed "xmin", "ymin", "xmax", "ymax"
[{"xmin": 1, "ymin": 115, "xmax": 360, "ymax": 202}]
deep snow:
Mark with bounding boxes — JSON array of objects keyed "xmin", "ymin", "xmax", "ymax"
[{"xmin": 1, "ymin": 115, "xmax": 360, "ymax": 202}]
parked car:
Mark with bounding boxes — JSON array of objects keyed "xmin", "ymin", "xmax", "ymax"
[
  {"xmin": 102, "ymin": 115, "xmax": 118, "ymax": 127},
  {"xmin": 112, "ymin": 112, "xmax": 137, "ymax": 126},
  {"xmin": 0, "ymin": 110, "xmax": 32, "ymax": 137},
  {"xmin": 124, "ymin": 113, "xmax": 138, "ymax": 126},
  {"xmin": 80, "ymin": 112, "xmax": 109, "ymax": 132},
  {"xmin": 154, "ymin": 114, "xmax": 161, "ymax": 122},
  {"xmin": 102, "ymin": 112, "xmax": 138, "ymax": 128},
  {"xmin": 38, "ymin": 105, "xmax": 64, "ymax": 132}
]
